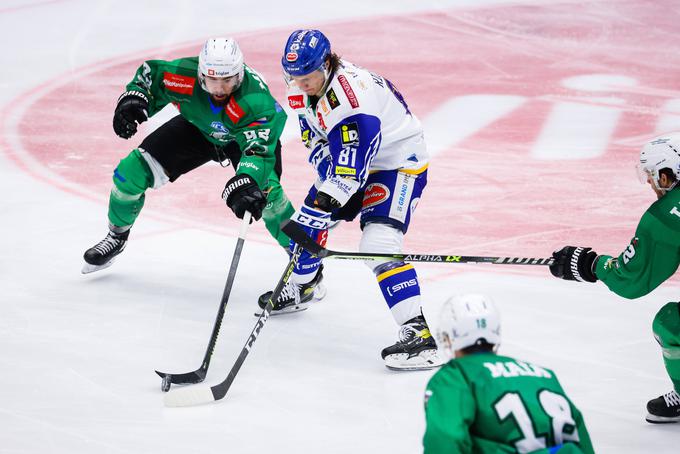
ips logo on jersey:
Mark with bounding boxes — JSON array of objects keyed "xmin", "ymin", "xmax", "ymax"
[
  {"xmin": 209, "ymin": 121, "xmax": 233, "ymax": 142},
  {"xmin": 341, "ymin": 122, "xmax": 359, "ymax": 145}
]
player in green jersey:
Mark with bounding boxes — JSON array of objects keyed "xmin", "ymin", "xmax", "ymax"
[
  {"xmin": 550, "ymin": 132, "xmax": 680, "ymax": 423},
  {"xmin": 82, "ymin": 38, "xmax": 302, "ymax": 277},
  {"xmin": 424, "ymin": 294, "xmax": 593, "ymax": 454}
]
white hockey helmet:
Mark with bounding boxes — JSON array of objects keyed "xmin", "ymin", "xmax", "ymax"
[
  {"xmin": 637, "ymin": 132, "xmax": 680, "ymax": 190},
  {"xmin": 436, "ymin": 294, "xmax": 501, "ymax": 360},
  {"xmin": 198, "ymin": 38, "xmax": 244, "ymax": 91}
]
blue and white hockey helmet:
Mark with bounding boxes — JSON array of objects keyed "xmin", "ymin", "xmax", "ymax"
[{"xmin": 281, "ymin": 29, "xmax": 331, "ymax": 77}]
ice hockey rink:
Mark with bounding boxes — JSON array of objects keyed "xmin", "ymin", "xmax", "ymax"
[{"xmin": 1, "ymin": 0, "xmax": 679, "ymax": 452}]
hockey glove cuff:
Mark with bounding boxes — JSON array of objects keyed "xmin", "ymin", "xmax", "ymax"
[
  {"xmin": 550, "ymin": 246, "xmax": 599, "ymax": 283},
  {"xmin": 315, "ymin": 176, "xmax": 361, "ymax": 212}
]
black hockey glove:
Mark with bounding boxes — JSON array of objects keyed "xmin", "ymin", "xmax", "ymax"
[
  {"xmin": 222, "ymin": 174, "xmax": 266, "ymax": 221},
  {"xmin": 314, "ymin": 190, "xmax": 342, "ymax": 212},
  {"xmin": 113, "ymin": 91, "xmax": 148, "ymax": 139},
  {"xmin": 549, "ymin": 246, "xmax": 599, "ymax": 283}
]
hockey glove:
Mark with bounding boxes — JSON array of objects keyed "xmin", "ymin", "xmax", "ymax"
[
  {"xmin": 314, "ymin": 176, "xmax": 361, "ymax": 212},
  {"xmin": 314, "ymin": 191, "xmax": 342, "ymax": 212},
  {"xmin": 550, "ymin": 246, "xmax": 599, "ymax": 283},
  {"xmin": 222, "ymin": 174, "xmax": 266, "ymax": 221},
  {"xmin": 113, "ymin": 91, "xmax": 149, "ymax": 139}
]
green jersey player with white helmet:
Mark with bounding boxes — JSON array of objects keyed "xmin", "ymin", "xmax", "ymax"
[
  {"xmin": 550, "ymin": 132, "xmax": 680, "ymax": 423},
  {"xmin": 82, "ymin": 38, "xmax": 297, "ymax": 276},
  {"xmin": 423, "ymin": 294, "xmax": 594, "ymax": 454}
]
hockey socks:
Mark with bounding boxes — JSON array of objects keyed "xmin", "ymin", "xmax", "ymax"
[
  {"xmin": 652, "ymin": 302, "xmax": 680, "ymax": 393},
  {"xmin": 375, "ymin": 262, "xmax": 422, "ymax": 324},
  {"xmin": 108, "ymin": 149, "xmax": 153, "ymax": 227}
]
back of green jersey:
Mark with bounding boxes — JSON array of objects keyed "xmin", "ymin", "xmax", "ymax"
[{"xmin": 424, "ymin": 353, "xmax": 593, "ymax": 454}]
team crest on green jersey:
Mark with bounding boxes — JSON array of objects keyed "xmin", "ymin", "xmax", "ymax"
[{"xmin": 209, "ymin": 121, "xmax": 234, "ymax": 142}]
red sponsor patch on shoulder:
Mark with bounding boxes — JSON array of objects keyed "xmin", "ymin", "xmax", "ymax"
[
  {"xmin": 338, "ymin": 75, "xmax": 359, "ymax": 108},
  {"xmin": 362, "ymin": 183, "xmax": 390, "ymax": 208},
  {"xmin": 163, "ymin": 72, "xmax": 195, "ymax": 95},
  {"xmin": 288, "ymin": 94, "xmax": 304, "ymax": 109},
  {"xmin": 226, "ymin": 97, "xmax": 245, "ymax": 123}
]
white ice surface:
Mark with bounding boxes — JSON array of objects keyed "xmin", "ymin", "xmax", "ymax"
[{"xmin": 1, "ymin": 1, "xmax": 678, "ymax": 453}]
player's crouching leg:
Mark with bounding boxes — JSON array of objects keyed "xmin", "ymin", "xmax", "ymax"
[
  {"xmin": 360, "ymin": 222, "xmax": 442, "ymax": 370},
  {"xmin": 83, "ymin": 149, "xmax": 159, "ymax": 273}
]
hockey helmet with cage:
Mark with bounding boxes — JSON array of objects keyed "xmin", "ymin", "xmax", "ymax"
[
  {"xmin": 436, "ymin": 294, "xmax": 501, "ymax": 360},
  {"xmin": 637, "ymin": 132, "xmax": 680, "ymax": 191},
  {"xmin": 281, "ymin": 29, "xmax": 331, "ymax": 77},
  {"xmin": 198, "ymin": 38, "xmax": 244, "ymax": 92}
]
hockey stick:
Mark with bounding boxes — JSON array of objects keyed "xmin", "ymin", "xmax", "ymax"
[
  {"xmin": 281, "ymin": 220, "xmax": 554, "ymax": 266},
  {"xmin": 155, "ymin": 211, "xmax": 252, "ymax": 392},
  {"xmin": 163, "ymin": 245, "xmax": 302, "ymax": 407}
]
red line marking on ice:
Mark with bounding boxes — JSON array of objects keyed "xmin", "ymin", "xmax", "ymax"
[{"xmin": 2, "ymin": 1, "xmax": 678, "ymax": 257}]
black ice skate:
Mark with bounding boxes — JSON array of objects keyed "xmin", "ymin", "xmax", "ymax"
[
  {"xmin": 257, "ymin": 266, "xmax": 326, "ymax": 315},
  {"xmin": 381, "ymin": 315, "xmax": 443, "ymax": 371},
  {"xmin": 82, "ymin": 228, "xmax": 130, "ymax": 274},
  {"xmin": 646, "ymin": 389, "xmax": 680, "ymax": 423}
]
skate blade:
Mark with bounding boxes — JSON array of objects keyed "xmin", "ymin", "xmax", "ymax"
[
  {"xmin": 384, "ymin": 350, "xmax": 444, "ymax": 371},
  {"xmin": 253, "ymin": 304, "xmax": 309, "ymax": 317},
  {"xmin": 645, "ymin": 413, "xmax": 680, "ymax": 424},
  {"xmin": 81, "ymin": 259, "xmax": 115, "ymax": 274}
]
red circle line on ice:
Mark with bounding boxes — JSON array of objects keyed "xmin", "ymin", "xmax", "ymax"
[{"xmin": 3, "ymin": 1, "xmax": 679, "ymax": 255}]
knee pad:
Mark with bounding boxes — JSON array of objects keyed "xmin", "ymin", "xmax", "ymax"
[
  {"xmin": 139, "ymin": 147, "xmax": 169, "ymax": 189},
  {"xmin": 653, "ymin": 302, "xmax": 680, "ymax": 349},
  {"xmin": 359, "ymin": 222, "xmax": 404, "ymax": 271},
  {"xmin": 112, "ymin": 149, "xmax": 155, "ymax": 198}
]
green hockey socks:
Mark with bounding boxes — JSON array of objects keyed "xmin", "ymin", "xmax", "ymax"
[
  {"xmin": 108, "ymin": 149, "xmax": 153, "ymax": 228},
  {"xmin": 653, "ymin": 302, "xmax": 680, "ymax": 392}
]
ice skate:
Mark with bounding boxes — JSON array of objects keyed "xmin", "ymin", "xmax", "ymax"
[
  {"xmin": 256, "ymin": 266, "xmax": 326, "ymax": 315},
  {"xmin": 382, "ymin": 315, "xmax": 443, "ymax": 371},
  {"xmin": 646, "ymin": 390, "xmax": 680, "ymax": 423},
  {"xmin": 82, "ymin": 228, "xmax": 130, "ymax": 274}
]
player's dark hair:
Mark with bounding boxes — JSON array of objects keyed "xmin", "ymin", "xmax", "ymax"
[
  {"xmin": 327, "ymin": 52, "xmax": 341, "ymax": 73},
  {"xmin": 461, "ymin": 340, "xmax": 496, "ymax": 355},
  {"xmin": 660, "ymin": 168, "xmax": 678, "ymax": 183}
]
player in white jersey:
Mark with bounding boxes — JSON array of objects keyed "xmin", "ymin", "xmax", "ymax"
[{"xmin": 257, "ymin": 29, "xmax": 440, "ymax": 370}]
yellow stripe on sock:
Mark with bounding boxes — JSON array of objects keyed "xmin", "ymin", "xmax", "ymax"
[
  {"xmin": 377, "ymin": 264, "xmax": 414, "ymax": 282},
  {"xmin": 400, "ymin": 163, "xmax": 429, "ymax": 175}
]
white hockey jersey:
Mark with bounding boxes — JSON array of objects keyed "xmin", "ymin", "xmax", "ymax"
[{"xmin": 286, "ymin": 60, "xmax": 428, "ymax": 190}]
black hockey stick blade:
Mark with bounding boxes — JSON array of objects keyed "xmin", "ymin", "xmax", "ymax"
[
  {"xmin": 281, "ymin": 219, "xmax": 554, "ymax": 266},
  {"xmin": 155, "ymin": 211, "xmax": 251, "ymax": 392},
  {"xmin": 163, "ymin": 247, "xmax": 302, "ymax": 407}
]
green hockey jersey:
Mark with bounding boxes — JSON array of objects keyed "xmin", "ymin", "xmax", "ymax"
[
  {"xmin": 123, "ymin": 57, "xmax": 287, "ymax": 187},
  {"xmin": 423, "ymin": 353, "xmax": 594, "ymax": 454},
  {"xmin": 595, "ymin": 186, "xmax": 680, "ymax": 299}
]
